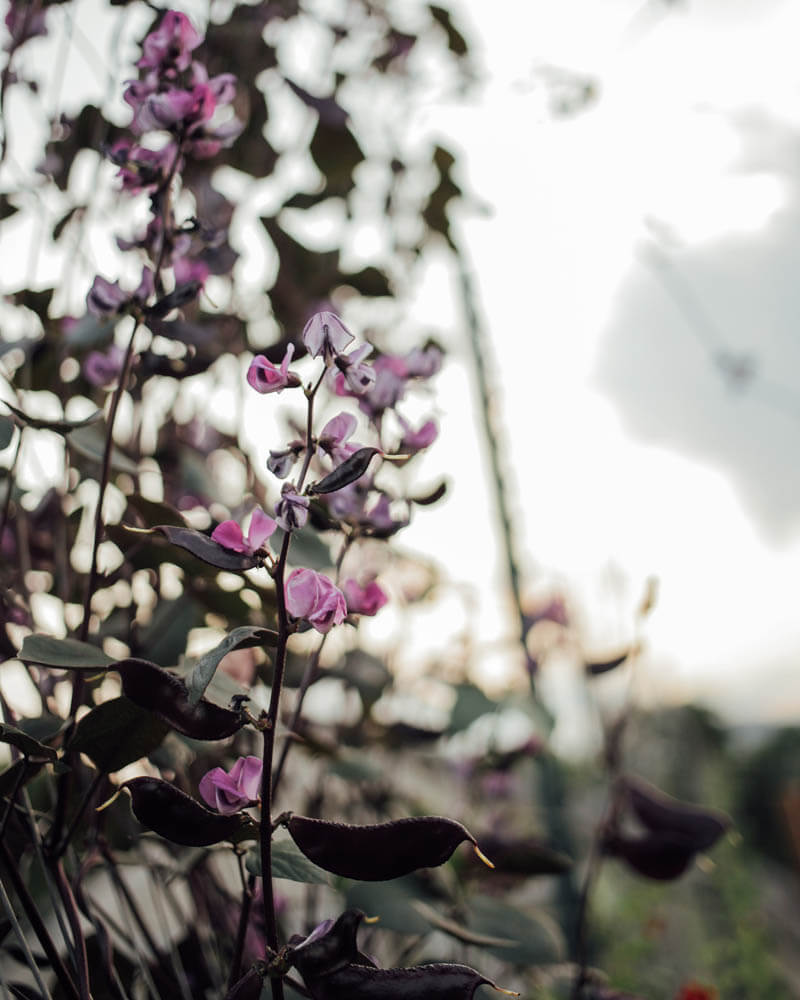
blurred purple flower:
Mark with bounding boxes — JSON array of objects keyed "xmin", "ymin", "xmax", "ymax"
[
  {"xmin": 4, "ymin": 3, "xmax": 47, "ymax": 50},
  {"xmin": 137, "ymin": 10, "xmax": 202, "ymax": 73},
  {"xmin": 342, "ymin": 578, "xmax": 388, "ymax": 616},
  {"xmin": 199, "ymin": 755, "xmax": 262, "ymax": 815},
  {"xmin": 398, "ymin": 416, "xmax": 437, "ymax": 453},
  {"xmin": 247, "ymin": 345, "xmax": 299, "ymax": 394},
  {"xmin": 86, "ymin": 267, "xmax": 154, "ymax": 318},
  {"xmin": 212, "ymin": 507, "xmax": 276, "ymax": 555},
  {"xmin": 285, "ymin": 568, "xmax": 347, "ymax": 633},
  {"xmin": 83, "ymin": 344, "xmax": 126, "ymax": 388},
  {"xmin": 334, "ymin": 343, "xmax": 375, "ymax": 396}
]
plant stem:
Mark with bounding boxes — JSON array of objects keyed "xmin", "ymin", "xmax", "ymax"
[
  {"xmin": 0, "ymin": 841, "xmax": 81, "ymax": 1000},
  {"xmin": 259, "ymin": 532, "xmax": 289, "ymax": 1000},
  {"xmin": 271, "ymin": 633, "xmax": 327, "ymax": 798},
  {"xmin": 228, "ymin": 871, "xmax": 256, "ymax": 990},
  {"xmin": 53, "ymin": 860, "xmax": 92, "ymax": 1000},
  {"xmin": 255, "ymin": 367, "xmax": 327, "ymax": 999},
  {"xmin": 53, "ymin": 770, "xmax": 104, "ymax": 860}
]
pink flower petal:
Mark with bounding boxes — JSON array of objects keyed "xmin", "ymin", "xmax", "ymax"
[
  {"xmin": 211, "ymin": 520, "xmax": 249, "ymax": 553},
  {"xmin": 246, "ymin": 508, "xmax": 276, "ymax": 551}
]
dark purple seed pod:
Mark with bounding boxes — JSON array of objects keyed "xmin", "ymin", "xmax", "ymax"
[
  {"xmin": 308, "ymin": 448, "xmax": 380, "ymax": 495},
  {"xmin": 116, "ymin": 658, "xmax": 243, "ymax": 740},
  {"xmin": 603, "ymin": 830, "xmax": 698, "ymax": 881},
  {"xmin": 303, "ymin": 962, "xmax": 515, "ymax": 1000},
  {"xmin": 289, "ymin": 910, "xmax": 374, "ymax": 981},
  {"xmin": 124, "ymin": 777, "xmax": 256, "ymax": 846},
  {"xmin": 624, "ymin": 775, "xmax": 731, "ymax": 851},
  {"xmin": 286, "ymin": 815, "xmax": 492, "ymax": 881}
]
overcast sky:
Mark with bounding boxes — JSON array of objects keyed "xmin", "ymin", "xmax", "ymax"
[{"xmin": 398, "ymin": 0, "xmax": 800, "ymax": 733}]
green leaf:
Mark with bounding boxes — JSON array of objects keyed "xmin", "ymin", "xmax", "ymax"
[
  {"xmin": 67, "ymin": 424, "xmax": 140, "ymax": 474},
  {"xmin": 69, "ymin": 697, "xmax": 170, "ymax": 772},
  {"xmin": 345, "ymin": 877, "xmax": 432, "ymax": 935},
  {"xmin": 0, "ymin": 415, "xmax": 14, "ymax": 450},
  {"xmin": 246, "ymin": 840, "xmax": 330, "ymax": 884},
  {"xmin": 186, "ymin": 626, "xmax": 278, "ymax": 704},
  {"xmin": 448, "ymin": 684, "xmax": 497, "ymax": 734},
  {"xmin": 18, "ymin": 634, "xmax": 113, "ymax": 670},
  {"xmin": 0, "ymin": 758, "xmax": 46, "ymax": 797},
  {"xmin": 125, "ymin": 494, "xmax": 187, "ymax": 529},
  {"xmin": 466, "ymin": 896, "xmax": 565, "ymax": 965},
  {"xmin": 0, "ymin": 723, "xmax": 57, "ymax": 761},
  {"xmin": 1, "ymin": 402, "xmax": 103, "ymax": 434}
]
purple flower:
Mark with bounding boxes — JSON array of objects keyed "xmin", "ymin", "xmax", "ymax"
[
  {"xmin": 86, "ymin": 267, "xmax": 154, "ymax": 318},
  {"xmin": 267, "ymin": 444, "xmax": 302, "ymax": 479},
  {"xmin": 398, "ymin": 417, "xmax": 438, "ymax": 453},
  {"xmin": 302, "ymin": 311, "xmax": 354, "ymax": 359},
  {"xmin": 212, "ymin": 507, "xmax": 276, "ymax": 555},
  {"xmin": 199, "ymin": 756, "xmax": 262, "ymax": 815},
  {"xmin": 247, "ymin": 345, "xmax": 299, "ymax": 394},
  {"xmin": 285, "ymin": 568, "xmax": 347, "ymax": 634},
  {"xmin": 137, "ymin": 11, "xmax": 202, "ymax": 74},
  {"xmin": 109, "ymin": 140, "xmax": 178, "ymax": 193},
  {"xmin": 275, "ymin": 485, "xmax": 309, "ymax": 532},
  {"xmin": 83, "ymin": 344, "xmax": 126, "ymax": 388},
  {"xmin": 334, "ymin": 343, "xmax": 375, "ymax": 396},
  {"xmin": 318, "ymin": 412, "xmax": 360, "ymax": 462},
  {"xmin": 342, "ymin": 578, "xmax": 388, "ymax": 616},
  {"xmin": 4, "ymin": 4, "xmax": 47, "ymax": 50}
]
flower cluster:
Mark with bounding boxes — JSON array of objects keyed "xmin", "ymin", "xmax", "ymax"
[
  {"xmin": 211, "ymin": 310, "xmax": 439, "ymax": 634},
  {"xmin": 83, "ymin": 10, "xmax": 241, "ymax": 336}
]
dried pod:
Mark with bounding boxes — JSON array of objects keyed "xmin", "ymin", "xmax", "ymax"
[
  {"xmin": 124, "ymin": 777, "xmax": 256, "ymax": 846},
  {"xmin": 624, "ymin": 775, "xmax": 731, "ymax": 852},
  {"xmin": 116, "ymin": 659, "xmax": 244, "ymax": 740},
  {"xmin": 286, "ymin": 815, "xmax": 488, "ymax": 881},
  {"xmin": 308, "ymin": 448, "xmax": 380, "ymax": 495}
]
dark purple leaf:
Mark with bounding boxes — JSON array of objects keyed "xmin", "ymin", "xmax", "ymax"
[
  {"xmin": 152, "ymin": 525, "xmax": 260, "ymax": 571},
  {"xmin": 624, "ymin": 775, "xmax": 731, "ymax": 851},
  {"xmin": 467, "ymin": 835, "xmax": 572, "ymax": 877},
  {"xmin": 115, "ymin": 658, "xmax": 244, "ymax": 740},
  {"xmin": 308, "ymin": 448, "xmax": 380, "ymax": 495},
  {"xmin": 68, "ymin": 697, "xmax": 170, "ymax": 772},
  {"xmin": 286, "ymin": 815, "xmax": 489, "ymax": 881},
  {"xmin": 585, "ymin": 650, "xmax": 630, "ymax": 676},
  {"xmin": 0, "ymin": 723, "xmax": 56, "ymax": 762},
  {"xmin": 146, "ymin": 282, "xmax": 203, "ymax": 318},
  {"xmin": 124, "ymin": 777, "xmax": 257, "ymax": 846}
]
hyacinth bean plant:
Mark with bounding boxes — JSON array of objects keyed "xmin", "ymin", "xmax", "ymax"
[{"xmin": 0, "ymin": 5, "xmax": 734, "ymax": 1000}]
